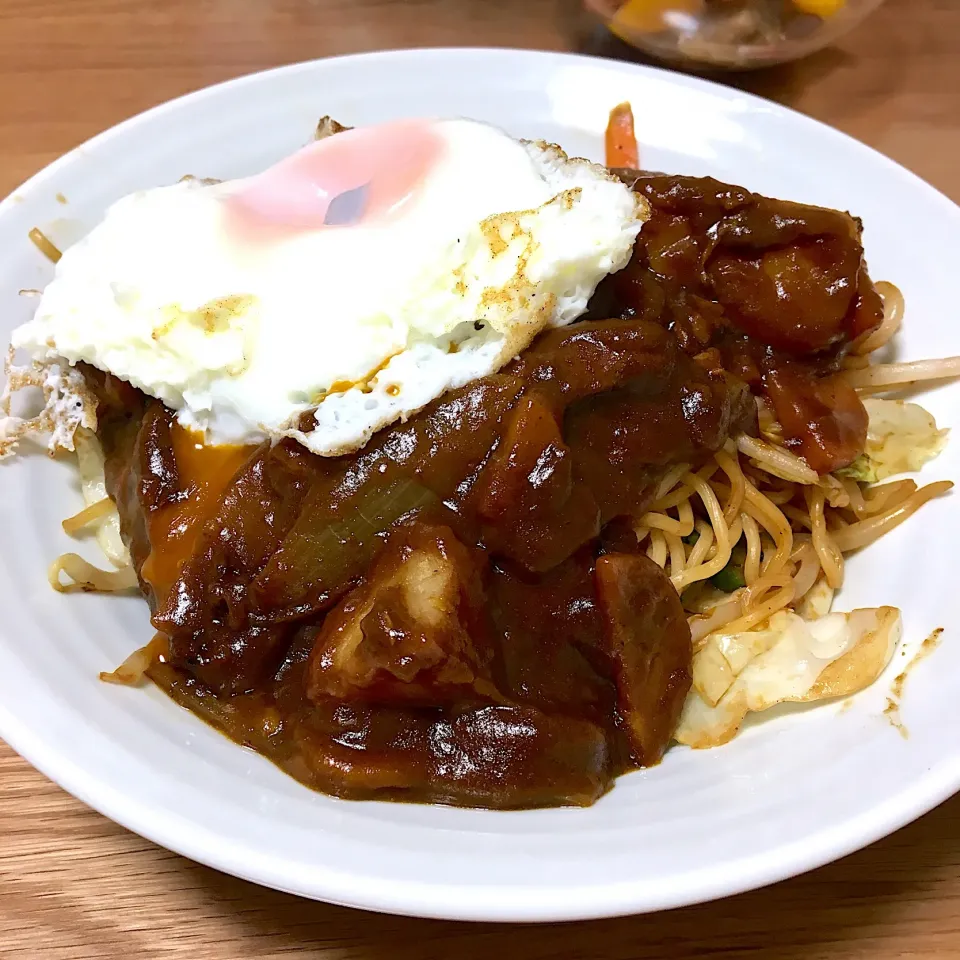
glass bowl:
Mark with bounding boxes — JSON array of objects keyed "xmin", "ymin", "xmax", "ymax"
[{"xmin": 586, "ymin": 0, "xmax": 886, "ymax": 70}]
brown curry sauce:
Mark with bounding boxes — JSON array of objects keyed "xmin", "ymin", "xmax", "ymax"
[{"xmin": 87, "ymin": 173, "xmax": 883, "ymax": 808}]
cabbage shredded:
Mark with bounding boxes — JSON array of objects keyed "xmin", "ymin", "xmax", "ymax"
[
  {"xmin": 838, "ymin": 398, "xmax": 948, "ymax": 482},
  {"xmin": 675, "ymin": 606, "xmax": 902, "ymax": 748}
]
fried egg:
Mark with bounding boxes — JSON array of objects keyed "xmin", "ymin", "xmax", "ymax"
[{"xmin": 12, "ymin": 118, "xmax": 648, "ymax": 455}]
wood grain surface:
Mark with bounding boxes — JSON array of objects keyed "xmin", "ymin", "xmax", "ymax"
[{"xmin": 2, "ymin": 0, "xmax": 959, "ymax": 956}]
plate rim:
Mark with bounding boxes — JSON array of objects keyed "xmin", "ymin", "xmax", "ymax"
[{"xmin": 2, "ymin": 46, "xmax": 959, "ymax": 923}]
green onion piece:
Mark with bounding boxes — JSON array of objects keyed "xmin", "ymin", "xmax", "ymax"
[
  {"xmin": 261, "ymin": 478, "xmax": 438, "ymax": 605},
  {"xmin": 836, "ymin": 455, "xmax": 879, "ymax": 484},
  {"xmin": 710, "ymin": 563, "xmax": 746, "ymax": 593}
]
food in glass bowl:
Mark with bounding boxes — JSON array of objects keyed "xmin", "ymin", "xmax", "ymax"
[{"xmin": 588, "ymin": 0, "xmax": 886, "ymax": 69}]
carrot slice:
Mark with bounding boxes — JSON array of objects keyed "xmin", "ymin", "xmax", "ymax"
[{"xmin": 605, "ymin": 102, "xmax": 639, "ymax": 170}]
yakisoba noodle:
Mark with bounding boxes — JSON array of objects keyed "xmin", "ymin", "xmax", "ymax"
[
  {"xmin": 852, "ymin": 280, "xmax": 903, "ymax": 356},
  {"xmin": 48, "ymin": 429, "xmax": 136, "ymax": 594},
  {"xmin": 624, "ymin": 281, "xmax": 955, "ymax": 652},
  {"xmin": 843, "ymin": 284, "xmax": 960, "ymax": 389}
]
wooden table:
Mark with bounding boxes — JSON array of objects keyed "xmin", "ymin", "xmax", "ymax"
[{"xmin": 1, "ymin": 0, "xmax": 959, "ymax": 956}]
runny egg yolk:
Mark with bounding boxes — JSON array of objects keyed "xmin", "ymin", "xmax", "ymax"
[{"xmin": 140, "ymin": 424, "xmax": 256, "ymax": 605}]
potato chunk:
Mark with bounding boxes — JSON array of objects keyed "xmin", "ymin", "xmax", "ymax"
[{"xmin": 306, "ymin": 523, "xmax": 497, "ymax": 705}]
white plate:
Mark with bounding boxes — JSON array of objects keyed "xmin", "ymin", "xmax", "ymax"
[{"xmin": 1, "ymin": 48, "xmax": 959, "ymax": 923}]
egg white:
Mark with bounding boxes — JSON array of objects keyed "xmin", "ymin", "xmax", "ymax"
[{"xmin": 12, "ymin": 120, "xmax": 649, "ymax": 455}]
